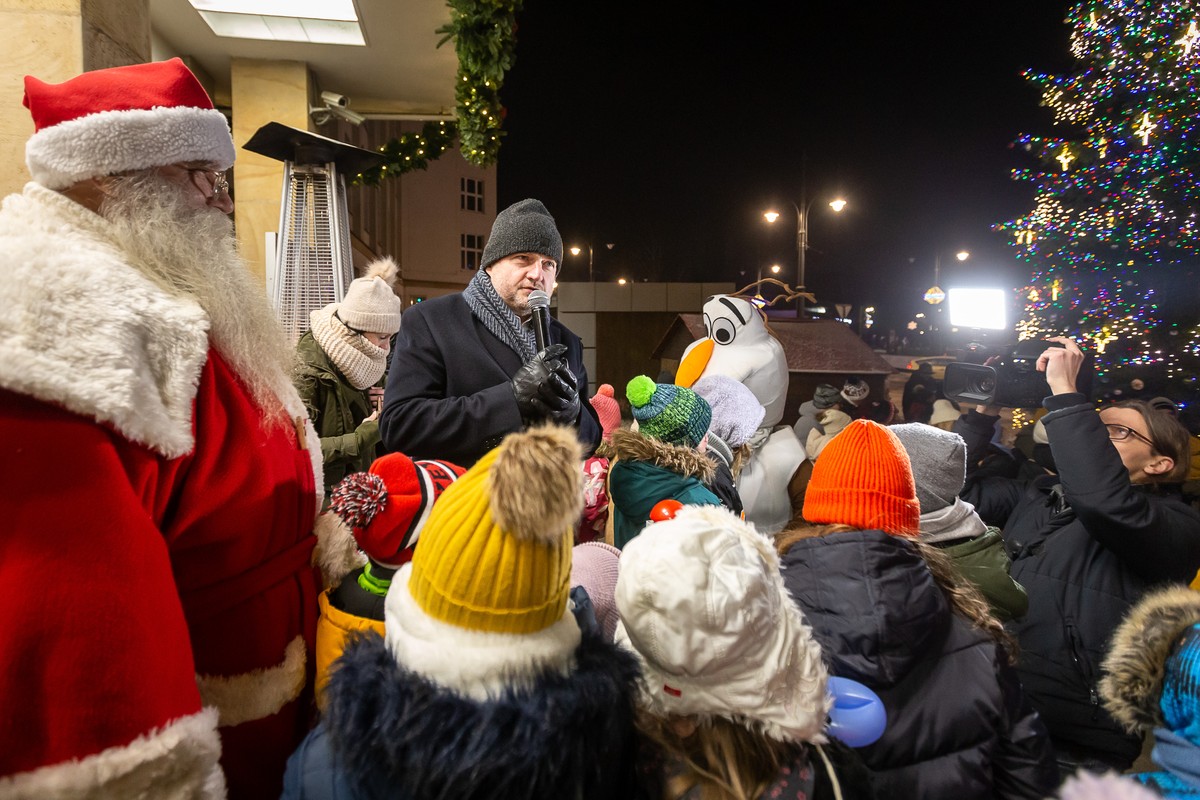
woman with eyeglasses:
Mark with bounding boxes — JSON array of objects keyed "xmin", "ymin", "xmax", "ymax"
[
  {"xmin": 952, "ymin": 336, "xmax": 1200, "ymax": 782},
  {"xmin": 295, "ymin": 258, "xmax": 404, "ymax": 499}
]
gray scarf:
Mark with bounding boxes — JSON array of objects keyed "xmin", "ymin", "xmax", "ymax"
[
  {"xmin": 918, "ymin": 497, "xmax": 989, "ymax": 544},
  {"xmin": 462, "ymin": 269, "xmax": 537, "ymax": 361}
]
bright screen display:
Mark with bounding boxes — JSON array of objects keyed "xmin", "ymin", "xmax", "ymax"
[{"xmin": 947, "ymin": 288, "xmax": 1006, "ymax": 330}]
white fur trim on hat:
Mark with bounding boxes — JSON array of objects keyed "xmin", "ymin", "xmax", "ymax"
[
  {"xmin": 26, "ymin": 105, "xmax": 235, "ymax": 189},
  {"xmin": 385, "ymin": 562, "xmax": 581, "ymax": 701},
  {"xmin": 614, "ymin": 504, "xmax": 829, "ymax": 744},
  {"xmin": 0, "ymin": 708, "xmax": 225, "ymax": 799}
]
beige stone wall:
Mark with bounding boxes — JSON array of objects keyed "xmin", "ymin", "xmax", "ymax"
[
  {"xmin": 0, "ymin": 0, "xmax": 148, "ymax": 198},
  {"xmin": 230, "ymin": 58, "xmax": 312, "ymax": 284}
]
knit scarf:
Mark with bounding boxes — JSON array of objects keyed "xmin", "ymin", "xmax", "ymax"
[
  {"xmin": 706, "ymin": 433, "xmax": 734, "ymax": 471},
  {"xmin": 1146, "ymin": 728, "xmax": 1200, "ymax": 793},
  {"xmin": 917, "ymin": 497, "xmax": 989, "ymax": 544},
  {"xmin": 310, "ymin": 304, "xmax": 389, "ymax": 390},
  {"xmin": 462, "ymin": 269, "xmax": 537, "ymax": 361}
]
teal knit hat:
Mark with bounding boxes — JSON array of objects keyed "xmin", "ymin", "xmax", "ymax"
[{"xmin": 626, "ymin": 375, "xmax": 712, "ymax": 448}]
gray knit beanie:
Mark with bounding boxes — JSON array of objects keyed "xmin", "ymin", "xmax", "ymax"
[
  {"xmin": 889, "ymin": 423, "xmax": 967, "ymax": 513},
  {"xmin": 812, "ymin": 383, "xmax": 841, "ymax": 410},
  {"xmin": 481, "ymin": 198, "xmax": 563, "ymax": 269}
]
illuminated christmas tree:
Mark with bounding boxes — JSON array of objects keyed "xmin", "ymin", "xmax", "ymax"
[{"xmin": 998, "ymin": 1, "xmax": 1200, "ymax": 403}]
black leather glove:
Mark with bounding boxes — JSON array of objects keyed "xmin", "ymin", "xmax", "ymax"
[
  {"xmin": 543, "ymin": 369, "xmax": 581, "ymax": 425},
  {"xmin": 512, "ymin": 344, "xmax": 573, "ymax": 424}
]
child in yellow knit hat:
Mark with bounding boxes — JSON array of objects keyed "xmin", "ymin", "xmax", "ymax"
[{"xmin": 282, "ymin": 425, "xmax": 642, "ymax": 799}]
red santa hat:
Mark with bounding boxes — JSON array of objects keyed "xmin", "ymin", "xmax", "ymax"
[
  {"xmin": 329, "ymin": 453, "xmax": 466, "ymax": 568},
  {"xmin": 23, "ymin": 58, "xmax": 235, "ymax": 189}
]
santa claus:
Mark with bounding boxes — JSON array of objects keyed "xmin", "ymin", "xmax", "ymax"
[{"xmin": 0, "ymin": 59, "xmax": 326, "ymax": 798}]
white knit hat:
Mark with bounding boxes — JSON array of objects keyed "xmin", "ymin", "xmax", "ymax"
[
  {"xmin": 23, "ymin": 58, "xmax": 235, "ymax": 189},
  {"xmin": 614, "ymin": 504, "xmax": 829, "ymax": 743},
  {"xmin": 338, "ymin": 258, "xmax": 403, "ymax": 335}
]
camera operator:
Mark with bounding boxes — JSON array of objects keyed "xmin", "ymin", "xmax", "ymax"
[{"xmin": 954, "ymin": 336, "xmax": 1200, "ymax": 778}]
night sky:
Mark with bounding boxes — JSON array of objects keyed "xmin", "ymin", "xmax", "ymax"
[{"xmin": 497, "ymin": 3, "xmax": 1078, "ymax": 332}]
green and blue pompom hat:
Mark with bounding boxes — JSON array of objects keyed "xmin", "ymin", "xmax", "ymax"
[{"xmin": 626, "ymin": 375, "xmax": 712, "ymax": 449}]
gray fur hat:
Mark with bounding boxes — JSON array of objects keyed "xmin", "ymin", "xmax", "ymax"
[
  {"xmin": 889, "ymin": 423, "xmax": 967, "ymax": 513},
  {"xmin": 481, "ymin": 198, "xmax": 563, "ymax": 269}
]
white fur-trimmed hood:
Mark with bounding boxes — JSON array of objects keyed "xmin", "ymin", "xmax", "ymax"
[{"xmin": 0, "ymin": 183, "xmax": 210, "ymax": 458}]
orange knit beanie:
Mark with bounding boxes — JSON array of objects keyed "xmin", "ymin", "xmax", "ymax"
[{"xmin": 802, "ymin": 419, "xmax": 920, "ymax": 537}]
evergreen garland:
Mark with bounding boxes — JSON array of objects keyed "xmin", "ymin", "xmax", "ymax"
[
  {"xmin": 351, "ymin": 0, "xmax": 521, "ymax": 185},
  {"xmin": 436, "ymin": 0, "xmax": 523, "ymax": 167},
  {"xmin": 352, "ymin": 121, "xmax": 459, "ymax": 186}
]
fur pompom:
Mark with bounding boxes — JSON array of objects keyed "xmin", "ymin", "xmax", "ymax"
[
  {"xmin": 364, "ymin": 257, "xmax": 399, "ymax": 288},
  {"xmin": 489, "ymin": 423, "xmax": 584, "ymax": 543},
  {"xmin": 330, "ymin": 472, "xmax": 388, "ymax": 529},
  {"xmin": 1055, "ymin": 770, "xmax": 1161, "ymax": 800},
  {"xmin": 1100, "ymin": 584, "xmax": 1200, "ymax": 733}
]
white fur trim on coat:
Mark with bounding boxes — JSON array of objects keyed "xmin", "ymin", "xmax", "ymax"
[
  {"xmin": 195, "ymin": 636, "xmax": 307, "ymax": 728},
  {"xmin": 26, "ymin": 106, "xmax": 235, "ymax": 190},
  {"xmin": 312, "ymin": 511, "xmax": 367, "ymax": 589},
  {"xmin": 0, "ymin": 184, "xmax": 209, "ymax": 458},
  {"xmin": 385, "ymin": 563, "xmax": 581, "ymax": 701},
  {"xmin": 0, "ymin": 708, "xmax": 224, "ymax": 800}
]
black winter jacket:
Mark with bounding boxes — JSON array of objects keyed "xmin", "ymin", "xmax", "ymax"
[
  {"xmin": 282, "ymin": 630, "xmax": 641, "ymax": 800},
  {"xmin": 779, "ymin": 529, "xmax": 1058, "ymax": 800},
  {"xmin": 379, "ymin": 293, "xmax": 601, "ymax": 467},
  {"xmin": 956, "ymin": 395, "xmax": 1200, "ymax": 767}
]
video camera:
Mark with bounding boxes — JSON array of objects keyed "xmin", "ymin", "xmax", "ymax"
[{"xmin": 942, "ymin": 340, "xmax": 1093, "ymax": 408}]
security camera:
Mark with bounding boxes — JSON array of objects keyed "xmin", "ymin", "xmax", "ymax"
[
  {"xmin": 329, "ymin": 106, "xmax": 366, "ymax": 126},
  {"xmin": 320, "ymin": 91, "xmax": 349, "ymax": 108}
]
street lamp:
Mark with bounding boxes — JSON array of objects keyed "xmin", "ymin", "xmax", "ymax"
[
  {"xmin": 925, "ymin": 249, "xmax": 970, "ymax": 354},
  {"xmin": 764, "ymin": 194, "xmax": 847, "ymax": 317},
  {"xmin": 568, "ymin": 242, "xmax": 614, "ymax": 282}
]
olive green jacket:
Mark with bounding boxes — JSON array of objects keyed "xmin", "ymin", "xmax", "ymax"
[
  {"xmin": 935, "ymin": 527, "xmax": 1029, "ymax": 622},
  {"xmin": 294, "ymin": 331, "xmax": 381, "ymax": 497}
]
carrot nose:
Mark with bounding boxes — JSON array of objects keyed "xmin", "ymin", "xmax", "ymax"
[{"xmin": 675, "ymin": 338, "xmax": 714, "ymax": 388}]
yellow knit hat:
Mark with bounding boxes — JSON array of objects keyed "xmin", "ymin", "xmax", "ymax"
[{"xmin": 407, "ymin": 424, "xmax": 585, "ymax": 635}]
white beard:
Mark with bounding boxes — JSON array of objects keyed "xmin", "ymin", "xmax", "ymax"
[{"xmin": 100, "ymin": 172, "xmax": 296, "ymax": 423}]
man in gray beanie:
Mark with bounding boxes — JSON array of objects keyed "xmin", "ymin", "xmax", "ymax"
[
  {"xmin": 381, "ymin": 198, "xmax": 601, "ymax": 466},
  {"xmin": 890, "ymin": 423, "xmax": 1028, "ymax": 622}
]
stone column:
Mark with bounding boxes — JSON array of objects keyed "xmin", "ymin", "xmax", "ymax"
[
  {"xmin": 230, "ymin": 58, "xmax": 313, "ymax": 284},
  {"xmin": 0, "ymin": 0, "xmax": 149, "ymax": 197}
]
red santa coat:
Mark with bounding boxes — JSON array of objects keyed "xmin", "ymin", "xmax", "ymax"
[{"xmin": 0, "ymin": 184, "xmax": 324, "ymax": 799}]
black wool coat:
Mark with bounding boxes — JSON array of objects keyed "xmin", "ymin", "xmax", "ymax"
[
  {"xmin": 957, "ymin": 395, "xmax": 1200, "ymax": 767},
  {"xmin": 379, "ymin": 293, "xmax": 601, "ymax": 467}
]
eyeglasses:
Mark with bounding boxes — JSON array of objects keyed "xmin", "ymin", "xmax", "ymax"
[
  {"xmin": 1105, "ymin": 423, "xmax": 1155, "ymax": 448},
  {"xmin": 186, "ymin": 167, "xmax": 229, "ymax": 199}
]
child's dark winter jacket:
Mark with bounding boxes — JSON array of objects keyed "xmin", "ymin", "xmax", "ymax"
[
  {"xmin": 282, "ymin": 630, "xmax": 641, "ymax": 800},
  {"xmin": 779, "ymin": 529, "xmax": 1058, "ymax": 799}
]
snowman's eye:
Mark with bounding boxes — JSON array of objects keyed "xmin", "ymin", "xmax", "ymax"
[{"xmin": 712, "ymin": 318, "xmax": 737, "ymax": 345}]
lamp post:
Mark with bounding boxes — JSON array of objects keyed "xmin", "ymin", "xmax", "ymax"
[
  {"xmin": 568, "ymin": 242, "xmax": 614, "ymax": 282},
  {"xmin": 925, "ymin": 249, "xmax": 970, "ymax": 354},
  {"xmin": 764, "ymin": 194, "xmax": 847, "ymax": 317}
]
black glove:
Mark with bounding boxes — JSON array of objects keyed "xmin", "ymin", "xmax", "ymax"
[{"xmin": 512, "ymin": 344, "xmax": 578, "ymax": 424}]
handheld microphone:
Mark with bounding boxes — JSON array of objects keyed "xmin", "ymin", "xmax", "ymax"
[{"xmin": 527, "ymin": 289, "xmax": 552, "ymax": 352}]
